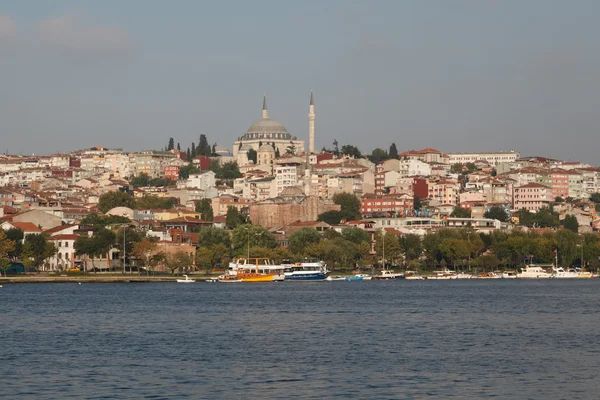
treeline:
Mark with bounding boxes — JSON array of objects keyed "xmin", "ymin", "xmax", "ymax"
[{"xmin": 165, "ymin": 134, "xmax": 216, "ymax": 161}]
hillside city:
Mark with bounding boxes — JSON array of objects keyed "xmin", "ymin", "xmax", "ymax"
[{"xmin": 2, "ymin": 131, "xmax": 600, "ymax": 276}]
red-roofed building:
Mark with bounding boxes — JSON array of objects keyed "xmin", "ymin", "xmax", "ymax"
[
  {"xmin": 1, "ymin": 221, "xmax": 43, "ymax": 241},
  {"xmin": 514, "ymin": 183, "xmax": 552, "ymax": 212}
]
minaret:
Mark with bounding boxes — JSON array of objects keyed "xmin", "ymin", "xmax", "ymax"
[
  {"xmin": 308, "ymin": 90, "xmax": 315, "ymax": 154},
  {"xmin": 262, "ymin": 93, "xmax": 268, "ymax": 119}
]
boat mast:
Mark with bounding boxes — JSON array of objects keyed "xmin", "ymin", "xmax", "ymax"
[{"xmin": 382, "ymin": 229, "xmax": 385, "ymax": 269}]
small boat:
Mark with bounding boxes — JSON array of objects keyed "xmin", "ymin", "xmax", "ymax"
[
  {"xmin": 403, "ymin": 271, "xmax": 424, "ymax": 280},
  {"xmin": 426, "ymin": 269, "xmax": 458, "ymax": 280},
  {"xmin": 456, "ymin": 272, "xmax": 473, "ymax": 279},
  {"xmin": 325, "ymin": 275, "xmax": 345, "ymax": 281},
  {"xmin": 473, "ymin": 272, "xmax": 501, "ymax": 279},
  {"xmin": 552, "ymin": 267, "xmax": 595, "ymax": 279},
  {"xmin": 345, "ymin": 274, "xmax": 371, "ymax": 281},
  {"xmin": 502, "ymin": 270, "xmax": 518, "ymax": 279},
  {"xmin": 217, "ymin": 274, "xmax": 242, "ymax": 283},
  {"xmin": 517, "ymin": 265, "xmax": 552, "ymax": 279},
  {"xmin": 371, "ymin": 270, "xmax": 402, "ymax": 280},
  {"xmin": 176, "ymin": 274, "xmax": 195, "ymax": 283}
]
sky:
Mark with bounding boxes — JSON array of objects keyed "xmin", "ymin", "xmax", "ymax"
[{"xmin": 1, "ymin": 0, "xmax": 599, "ymax": 162}]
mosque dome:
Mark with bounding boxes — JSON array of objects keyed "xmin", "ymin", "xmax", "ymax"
[{"xmin": 241, "ymin": 118, "xmax": 291, "ymax": 141}]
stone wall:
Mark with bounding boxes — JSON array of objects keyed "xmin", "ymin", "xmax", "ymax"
[{"xmin": 249, "ymin": 196, "xmax": 340, "ymax": 228}]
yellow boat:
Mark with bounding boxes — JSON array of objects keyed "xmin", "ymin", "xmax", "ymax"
[{"xmin": 229, "ymin": 258, "xmax": 285, "ymax": 282}]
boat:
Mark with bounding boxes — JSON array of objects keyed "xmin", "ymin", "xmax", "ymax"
[
  {"xmin": 502, "ymin": 270, "xmax": 518, "ymax": 279},
  {"xmin": 425, "ymin": 269, "xmax": 458, "ymax": 280},
  {"xmin": 345, "ymin": 274, "xmax": 372, "ymax": 281},
  {"xmin": 325, "ymin": 275, "xmax": 345, "ymax": 281},
  {"xmin": 552, "ymin": 267, "xmax": 595, "ymax": 279},
  {"xmin": 371, "ymin": 270, "xmax": 402, "ymax": 280},
  {"xmin": 217, "ymin": 275, "xmax": 242, "ymax": 283},
  {"xmin": 517, "ymin": 265, "xmax": 552, "ymax": 279},
  {"xmin": 284, "ymin": 258, "xmax": 328, "ymax": 281},
  {"xmin": 456, "ymin": 272, "xmax": 473, "ymax": 279},
  {"xmin": 176, "ymin": 274, "xmax": 195, "ymax": 283},
  {"xmin": 228, "ymin": 258, "xmax": 286, "ymax": 282},
  {"xmin": 403, "ymin": 271, "xmax": 424, "ymax": 280},
  {"xmin": 472, "ymin": 272, "xmax": 501, "ymax": 279}
]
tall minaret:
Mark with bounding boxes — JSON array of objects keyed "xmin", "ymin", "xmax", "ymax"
[
  {"xmin": 308, "ymin": 90, "xmax": 315, "ymax": 154},
  {"xmin": 262, "ymin": 93, "xmax": 268, "ymax": 119}
]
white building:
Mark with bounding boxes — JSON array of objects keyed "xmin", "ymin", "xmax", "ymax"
[{"xmin": 448, "ymin": 151, "xmax": 520, "ymax": 166}]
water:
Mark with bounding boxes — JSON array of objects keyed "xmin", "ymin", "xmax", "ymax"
[{"xmin": 2, "ymin": 280, "xmax": 600, "ymax": 399}]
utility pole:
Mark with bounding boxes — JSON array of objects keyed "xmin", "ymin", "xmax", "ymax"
[
  {"xmin": 247, "ymin": 228, "xmax": 250, "ymax": 259},
  {"xmin": 467, "ymin": 231, "xmax": 471, "ymax": 271},
  {"xmin": 122, "ymin": 225, "xmax": 127, "ymax": 274}
]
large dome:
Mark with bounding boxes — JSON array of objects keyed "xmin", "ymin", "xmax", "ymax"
[{"xmin": 240, "ymin": 117, "xmax": 292, "ymax": 141}]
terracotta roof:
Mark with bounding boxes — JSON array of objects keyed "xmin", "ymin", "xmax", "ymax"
[
  {"xmin": 5, "ymin": 221, "xmax": 42, "ymax": 232},
  {"xmin": 517, "ymin": 183, "xmax": 550, "ymax": 189},
  {"xmin": 48, "ymin": 234, "xmax": 80, "ymax": 241},
  {"xmin": 44, "ymin": 224, "xmax": 77, "ymax": 234}
]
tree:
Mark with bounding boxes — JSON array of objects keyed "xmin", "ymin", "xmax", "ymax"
[
  {"xmin": 340, "ymin": 145, "xmax": 362, "ymax": 159},
  {"xmin": 341, "ymin": 227, "xmax": 371, "ymax": 244},
  {"xmin": 414, "ymin": 196, "xmax": 423, "ymax": 211},
  {"xmin": 247, "ymin": 148, "xmax": 257, "ymax": 164},
  {"xmin": 215, "ymin": 162, "xmax": 242, "ymax": 180},
  {"xmin": 131, "ymin": 173, "xmax": 151, "ymax": 188},
  {"xmin": 226, "ymin": 206, "xmax": 246, "ymax": 229},
  {"xmin": 165, "ymin": 251, "xmax": 194, "ymax": 275},
  {"xmin": 22, "ymin": 234, "xmax": 56, "ymax": 269},
  {"xmin": 555, "ymin": 196, "xmax": 564, "ymax": 203},
  {"xmin": 374, "ymin": 229, "xmax": 401, "ymax": 266},
  {"xmin": 177, "ymin": 143, "xmax": 181, "ymax": 151},
  {"xmin": 285, "ymin": 144, "xmax": 297, "ymax": 155},
  {"xmin": 74, "ymin": 229, "xmax": 116, "ymax": 272},
  {"xmin": 484, "ymin": 206, "xmax": 509, "ymax": 222},
  {"xmin": 79, "ymin": 213, "xmax": 130, "ymax": 228},
  {"xmin": 438, "ymin": 238, "xmax": 470, "ymax": 269},
  {"xmin": 534, "ymin": 206, "xmax": 560, "ymax": 228},
  {"xmin": 565, "ymin": 196, "xmax": 575, "ymax": 203},
  {"xmin": 388, "ymin": 143, "xmax": 399, "ymax": 159},
  {"xmin": 131, "ymin": 238, "xmax": 158, "ymax": 273},
  {"xmin": 473, "ymin": 254, "xmax": 500, "ymax": 272},
  {"xmin": 113, "ymin": 227, "xmax": 144, "ymax": 266},
  {"xmin": 333, "ymin": 192, "xmax": 361, "ymax": 221},
  {"xmin": 562, "ymin": 214, "xmax": 579, "ymax": 233},
  {"xmin": 450, "ymin": 206, "xmax": 471, "ymax": 218},
  {"xmin": 167, "ymin": 137, "xmax": 175, "ymax": 151},
  {"xmin": 231, "ymin": 225, "xmax": 277, "ymax": 255},
  {"xmin": 198, "ymin": 134, "xmax": 210, "ymax": 156},
  {"xmin": 135, "ymin": 195, "xmax": 177, "ymax": 210},
  {"xmin": 97, "ymin": 191, "xmax": 135, "ymax": 213},
  {"xmin": 288, "ymin": 228, "xmax": 322, "ymax": 254},
  {"xmin": 0, "ymin": 230, "xmax": 15, "ymax": 276},
  {"xmin": 317, "ymin": 210, "xmax": 344, "ymax": 225},
  {"xmin": 450, "ymin": 163, "xmax": 463, "ymax": 174},
  {"xmin": 399, "ymin": 234, "xmax": 422, "ymax": 263},
  {"xmin": 5, "ymin": 228, "xmax": 24, "ymax": 260},
  {"xmin": 275, "ymin": 147, "xmax": 280, "ymax": 158},
  {"xmin": 517, "ymin": 209, "xmax": 535, "ymax": 227},
  {"xmin": 368, "ymin": 148, "xmax": 389, "ymax": 164},
  {"xmin": 191, "ymin": 142, "xmax": 196, "ymax": 157},
  {"xmin": 332, "ymin": 139, "xmax": 339, "ymax": 156},
  {"xmin": 195, "ymin": 199, "xmax": 214, "ymax": 221},
  {"xmin": 590, "ymin": 193, "xmax": 600, "ymax": 203},
  {"xmin": 179, "ymin": 163, "xmax": 200, "ymax": 180},
  {"xmin": 186, "ymin": 147, "xmax": 191, "ymax": 160},
  {"xmin": 196, "ymin": 244, "xmax": 230, "ymax": 275},
  {"xmin": 197, "ymin": 227, "xmax": 231, "ymax": 249}
]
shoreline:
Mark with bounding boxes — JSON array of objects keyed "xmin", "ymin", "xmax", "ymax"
[{"xmin": 0, "ymin": 275, "xmax": 217, "ymax": 284}]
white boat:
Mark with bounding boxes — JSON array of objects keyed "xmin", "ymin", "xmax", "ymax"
[
  {"xmin": 176, "ymin": 274, "xmax": 196, "ymax": 283},
  {"xmin": 456, "ymin": 272, "xmax": 472, "ymax": 279},
  {"xmin": 552, "ymin": 267, "xmax": 595, "ymax": 279},
  {"xmin": 284, "ymin": 258, "xmax": 328, "ymax": 281},
  {"xmin": 325, "ymin": 275, "xmax": 345, "ymax": 281},
  {"xmin": 371, "ymin": 270, "xmax": 403, "ymax": 280},
  {"xmin": 345, "ymin": 274, "xmax": 372, "ymax": 281},
  {"xmin": 502, "ymin": 270, "xmax": 518, "ymax": 279},
  {"xmin": 426, "ymin": 269, "xmax": 458, "ymax": 280},
  {"xmin": 403, "ymin": 271, "xmax": 424, "ymax": 280},
  {"xmin": 517, "ymin": 265, "xmax": 552, "ymax": 279}
]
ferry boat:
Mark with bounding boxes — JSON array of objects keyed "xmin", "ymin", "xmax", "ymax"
[
  {"xmin": 228, "ymin": 258, "xmax": 286, "ymax": 282},
  {"xmin": 284, "ymin": 258, "xmax": 328, "ymax": 281},
  {"xmin": 517, "ymin": 265, "xmax": 552, "ymax": 279}
]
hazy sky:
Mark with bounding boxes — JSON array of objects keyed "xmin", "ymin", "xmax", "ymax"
[{"xmin": 1, "ymin": 1, "xmax": 599, "ymax": 162}]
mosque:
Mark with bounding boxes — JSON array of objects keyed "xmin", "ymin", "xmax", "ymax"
[{"xmin": 233, "ymin": 92, "xmax": 315, "ymax": 166}]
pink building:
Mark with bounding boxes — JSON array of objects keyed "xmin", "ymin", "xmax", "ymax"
[{"xmin": 514, "ymin": 183, "xmax": 552, "ymax": 212}]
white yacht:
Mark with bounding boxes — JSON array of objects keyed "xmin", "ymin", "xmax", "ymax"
[
  {"xmin": 176, "ymin": 274, "xmax": 196, "ymax": 283},
  {"xmin": 502, "ymin": 270, "xmax": 518, "ymax": 279},
  {"xmin": 552, "ymin": 267, "xmax": 595, "ymax": 279},
  {"xmin": 426, "ymin": 269, "xmax": 458, "ymax": 280},
  {"xmin": 517, "ymin": 265, "xmax": 552, "ymax": 279}
]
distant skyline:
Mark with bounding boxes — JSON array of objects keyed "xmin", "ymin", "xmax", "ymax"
[{"xmin": 1, "ymin": 1, "xmax": 599, "ymax": 162}]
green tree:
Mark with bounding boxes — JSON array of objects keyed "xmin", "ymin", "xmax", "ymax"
[
  {"xmin": 74, "ymin": 229, "xmax": 116, "ymax": 272},
  {"xmin": 198, "ymin": 134, "xmax": 210, "ymax": 156},
  {"xmin": 97, "ymin": 191, "xmax": 135, "ymax": 213},
  {"xmin": 484, "ymin": 206, "xmax": 509, "ymax": 222},
  {"xmin": 333, "ymin": 192, "xmax": 361, "ymax": 221},
  {"xmin": 399, "ymin": 234, "xmax": 422, "ymax": 263},
  {"xmin": 450, "ymin": 163, "xmax": 463, "ymax": 174},
  {"xmin": 374, "ymin": 229, "xmax": 402, "ymax": 266},
  {"xmin": 197, "ymin": 227, "xmax": 231, "ymax": 249},
  {"xmin": 80, "ymin": 213, "xmax": 130, "ymax": 228},
  {"xmin": 196, "ymin": 243, "xmax": 230, "ymax": 274},
  {"xmin": 195, "ymin": 199, "xmax": 214, "ymax": 221},
  {"xmin": 131, "ymin": 238, "xmax": 158, "ymax": 273},
  {"xmin": 388, "ymin": 143, "xmax": 399, "ymax": 159},
  {"xmin": 534, "ymin": 206, "xmax": 560, "ymax": 228},
  {"xmin": 556, "ymin": 229, "xmax": 580, "ymax": 266},
  {"xmin": 590, "ymin": 193, "xmax": 600, "ymax": 203},
  {"xmin": 130, "ymin": 172, "xmax": 150, "ymax": 188},
  {"xmin": 135, "ymin": 195, "xmax": 177, "ymax": 210},
  {"xmin": 215, "ymin": 162, "xmax": 242, "ymax": 180},
  {"xmin": 288, "ymin": 228, "xmax": 322, "ymax": 254},
  {"xmin": 167, "ymin": 137, "xmax": 175, "ymax": 151},
  {"xmin": 317, "ymin": 210, "xmax": 344, "ymax": 225},
  {"xmin": 114, "ymin": 227, "xmax": 144, "ymax": 266},
  {"xmin": 22, "ymin": 234, "xmax": 56, "ymax": 269},
  {"xmin": 517, "ymin": 208, "xmax": 535, "ymax": 227},
  {"xmin": 368, "ymin": 148, "xmax": 389, "ymax": 164},
  {"xmin": 555, "ymin": 196, "xmax": 564, "ymax": 203},
  {"xmin": 0, "ymin": 230, "xmax": 15, "ymax": 276},
  {"xmin": 226, "ymin": 206, "xmax": 246, "ymax": 229},
  {"xmin": 341, "ymin": 227, "xmax": 371, "ymax": 244},
  {"xmin": 231, "ymin": 225, "xmax": 277, "ymax": 256},
  {"xmin": 5, "ymin": 228, "xmax": 24, "ymax": 260},
  {"xmin": 165, "ymin": 251, "xmax": 194, "ymax": 275},
  {"xmin": 450, "ymin": 206, "xmax": 471, "ymax": 218},
  {"xmin": 473, "ymin": 254, "xmax": 500, "ymax": 272},
  {"xmin": 340, "ymin": 145, "xmax": 362, "ymax": 159},
  {"xmin": 438, "ymin": 238, "xmax": 469, "ymax": 269},
  {"xmin": 179, "ymin": 163, "xmax": 200, "ymax": 179},
  {"xmin": 414, "ymin": 196, "xmax": 423, "ymax": 211},
  {"xmin": 247, "ymin": 148, "xmax": 257, "ymax": 164},
  {"xmin": 562, "ymin": 214, "xmax": 579, "ymax": 233}
]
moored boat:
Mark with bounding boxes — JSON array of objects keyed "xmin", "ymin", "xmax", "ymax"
[
  {"xmin": 371, "ymin": 270, "xmax": 402, "ymax": 280},
  {"xmin": 502, "ymin": 270, "xmax": 518, "ymax": 279},
  {"xmin": 284, "ymin": 258, "xmax": 328, "ymax": 281},
  {"xmin": 176, "ymin": 274, "xmax": 195, "ymax": 283},
  {"xmin": 425, "ymin": 269, "xmax": 458, "ymax": 280},
  {"xmin": 325, "ymin": 275, "xmax": 345, "ymax": 281},
  {"xmin": 345, "ymin": 274, "xmax": 372, "ymax": 281},
  {"xmin": 403, "ymin": 271, "xmax": 424, "ymax": 280},
  {"xmin": 517, "ymin": 265, "xmax": 552, "ymax": 279},
  {"xmin": 228, "ymin": 258, "xmax": 286, "ymax": 282}
]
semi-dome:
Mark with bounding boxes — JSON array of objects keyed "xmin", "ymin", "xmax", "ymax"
[
  {"xmin": 241, "ymin": 117, "xmax": 292, "ymax": 141},
  {"xmin": 258, "ymin": 143, "xmax": 274, "ymax": 152}
]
